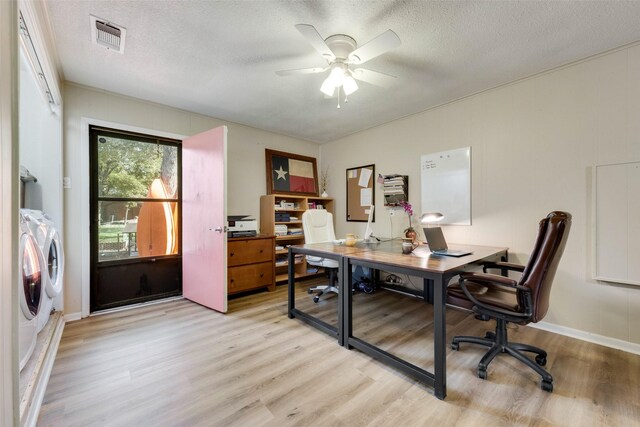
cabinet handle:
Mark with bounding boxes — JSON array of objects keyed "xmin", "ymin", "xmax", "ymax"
[
  {"xmin": 260, "ymin": 273, "xmax": 264, "ymax": 278},
  {"xmin": 230, "ymin": 279, "xmax": 234, "ymax": 283},
  {"xmin": 230, "ymin": 252, "xmax": 234, "ymax": 257},
  {"xmin": 259, "ymin": 249, "xmax": 263, "ymax": 253}
]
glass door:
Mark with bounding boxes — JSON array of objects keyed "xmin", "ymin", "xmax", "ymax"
[{"xmin": 89, "ymin": 126, "xmax": 181, "ymax": 312}]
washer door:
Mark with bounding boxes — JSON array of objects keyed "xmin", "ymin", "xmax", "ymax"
[
  {"xmin": 20, "ymin": 233, "xmax": 43, "ymax": 319},
  {"xmin": 44, "ymin": 229, "xmax": 64, "ymax": 297}
]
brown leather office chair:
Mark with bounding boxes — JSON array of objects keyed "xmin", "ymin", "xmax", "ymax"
[{"xmin": 448, "ymin": 211, "xmax": 571, "ymax": 392}]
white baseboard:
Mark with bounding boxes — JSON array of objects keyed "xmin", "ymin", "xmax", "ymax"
[
  {"xmin": 23, "ymin": 315, "xmax": 65, "ymax": 427},
  {"xmin": 531, "ymin": 321, "xmax": 640, "ymax": 356},
  {"xmin": 63, "ymin": 312, "xmax": 81, "ymax": 322}
]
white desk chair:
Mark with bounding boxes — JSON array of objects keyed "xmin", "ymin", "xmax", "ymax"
[{"xmin": 302, "ymin": 209, "xmax": 339, "ymax": 303}]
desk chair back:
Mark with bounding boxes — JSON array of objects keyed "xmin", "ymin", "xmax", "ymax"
[
  {"xmin": 519, "ymin": 211, "xmax": 572, "ymax": 322},
  {"xmin": 302, "ymin": 209, "xmax": 339, "ymax": 302},
  {"xmin": 302, "ymin": 210, "xmax": 336, "ymax": 244}
]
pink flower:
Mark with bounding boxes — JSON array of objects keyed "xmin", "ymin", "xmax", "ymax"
[
  {"xmin": 399, "ymin": 201, "xmax": 413, "ymax": 216},
  {"xmin": 398, "ymin": 201, "xmax": 413, "ymax": 229}
]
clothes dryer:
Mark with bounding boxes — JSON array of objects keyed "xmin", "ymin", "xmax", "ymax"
[
  {"xmin": 18, "ymin": 216, "xmax": 44, "ymax": 371},
  {"xmin": 21, "ymin": 209, "xmax": 64, "ymax": 332}
]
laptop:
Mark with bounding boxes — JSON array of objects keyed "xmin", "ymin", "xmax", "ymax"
[{"xmin": 423, "ymin": 227, "xmax": 472, "ymax": 257}]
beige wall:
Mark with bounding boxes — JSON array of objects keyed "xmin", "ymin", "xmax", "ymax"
[
  {"xmin": 321, "ymin": 44, "xmax": 640, "ymax": 347},
  {"xmin": 63, "ymin": 83, "xmax": 319, "ymax": 316}
]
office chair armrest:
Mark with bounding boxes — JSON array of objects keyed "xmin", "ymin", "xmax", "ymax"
[
  {"xmin": 482, "ymin": 261, "xmax": 525, "ymax": 274},
  {"xmin": 458, "ymin": 274, "xmax": 533, "ymax": 321},
  {"xmin": 459, "ymin": 272, "xmax": 520, "ymax": 289}
]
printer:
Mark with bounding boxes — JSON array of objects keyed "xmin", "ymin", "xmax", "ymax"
[{"xmin": 227, "ymin": 215, "xmax": 257, "ymax": 238}]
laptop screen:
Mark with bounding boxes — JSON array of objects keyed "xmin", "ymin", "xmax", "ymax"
[{"xmin": 423, "ymin": 227, "xmax": 448, "ymax": 252}]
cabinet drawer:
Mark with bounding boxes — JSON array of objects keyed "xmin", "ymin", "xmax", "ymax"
[
  {"xmin": 228, "ymin": 238, "xmax": 272, "ymax": 266},
  {"xmin": 228, "ymin": 262, "xmax": 273, "ymax": 293}
]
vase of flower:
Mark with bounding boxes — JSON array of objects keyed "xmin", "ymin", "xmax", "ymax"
[
  {"xmin": 320, "ymin": 166, "xmax": 329, "ymax": 198},
  {"xmin": 398, "ymin": 200, "xmax": 417, "ymax": 242},
  {"xmin": 404, "ymin": 227, "xmax": 417, "ymax": 242}
]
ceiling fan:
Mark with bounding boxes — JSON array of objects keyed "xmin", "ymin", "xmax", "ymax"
[{"xmin": 276, "ymin": 24, "xmax": 401, "ymax": 107}]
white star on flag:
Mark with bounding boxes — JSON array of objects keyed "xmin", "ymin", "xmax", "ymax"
[{"xmin": 275, "ymin": 166, "xmax": 288, "ymax": 180}]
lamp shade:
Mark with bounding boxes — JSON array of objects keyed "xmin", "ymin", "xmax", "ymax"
[
  {"xmin": 320, "ymin": 77, "xmax": 336, "ymax": 96},
  {"xmin": 420, "ymin": 212, "xmax": 444, "ymax": 224},
  {"xmin": 343, "ymin": 75, "xmax": 358, "ymax": 95}
]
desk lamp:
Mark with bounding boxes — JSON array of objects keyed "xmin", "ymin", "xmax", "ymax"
[{"xmin": 420, "ymin": 212, "xmax": 444, "ymax": 227}]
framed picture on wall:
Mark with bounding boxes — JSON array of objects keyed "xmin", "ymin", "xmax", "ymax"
[{"xmin": 265, "ymin": 149, "xmax": 319, "ymax": 196}]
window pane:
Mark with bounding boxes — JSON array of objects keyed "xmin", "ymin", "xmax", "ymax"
[
  {"xmin": 97, "ymin": 135, "xmax": 179, "ymax": 199},
  {"xmin": 98, "ymin": 201, "xmax": 179, "ymax": 262}
]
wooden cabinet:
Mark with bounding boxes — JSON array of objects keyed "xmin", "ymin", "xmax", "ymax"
[
  {"xmin": 260, "ymin": 194, "xmax": 334, "ymax": 283},
  {"xmin": 227, "ymin": 235, "xmax": 275, "ymax": 295}
]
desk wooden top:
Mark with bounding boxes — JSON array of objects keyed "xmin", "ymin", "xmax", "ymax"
[
  {"xmin": 292, "ymin": 240, "xmax": 508, "ymax": 274},
  {"xmin": 290, "ymin": 242, "xmax": 365, "ymax": 256}
]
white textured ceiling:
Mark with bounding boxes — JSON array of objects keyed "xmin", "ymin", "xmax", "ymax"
[{"xmin": 45, "ymin": 0, "xmax": 640, "ymax": 143}]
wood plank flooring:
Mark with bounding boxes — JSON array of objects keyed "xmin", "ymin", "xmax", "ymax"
[{"xmin": 38, "ymin": 281, "xmax": 640, "ymax": 426}]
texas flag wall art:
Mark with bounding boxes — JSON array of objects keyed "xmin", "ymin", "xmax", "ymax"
[{"xmin": 267, "ymin": 150, "xmax": 318, "ymax": 195}]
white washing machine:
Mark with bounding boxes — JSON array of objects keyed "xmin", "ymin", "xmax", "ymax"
[
  {"xmin": 21, "ymin": 209, "xmax": 64, "ymax": 333},
  {"xmin": 19, "ymin": 215, "xmax": 44, "ymax": 371}
]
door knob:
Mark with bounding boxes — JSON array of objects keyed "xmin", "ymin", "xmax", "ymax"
[{"xmin": 212, "ymin": 226, "xmax": 223, "ymax": 233}]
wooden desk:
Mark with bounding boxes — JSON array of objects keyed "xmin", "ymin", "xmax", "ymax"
[{"xmin": 287, "ymin": 240, "xmax": 508, "ymax": 400}]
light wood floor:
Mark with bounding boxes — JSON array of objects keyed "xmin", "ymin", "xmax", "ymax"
[{"xmin": 38, "ymin": 281, "xmax": 640, "ymax": 426}]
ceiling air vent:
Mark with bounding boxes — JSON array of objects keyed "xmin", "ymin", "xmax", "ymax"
[{"xmin": 90, "ymin": 15, "xmax": 126, "ymax": 54}]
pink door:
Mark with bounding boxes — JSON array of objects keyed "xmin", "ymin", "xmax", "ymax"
[{"xmin": 182, "ymin": 126, "xmax": 227, "ymax": 312}]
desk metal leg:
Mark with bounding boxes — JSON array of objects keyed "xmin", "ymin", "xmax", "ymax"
[
  {"xmin": 287, "ymin": 249, "xmax": 295, "ymax": 319},
  {"xmin": 433, "ymin": 275, "xmax": 447, "ymax": 399},
  {"xmin": 423, "ymin": 278, "xmax": 434, "ymax": 304},
  {"xmin": 337, "ymin": 258, "xmax": 344, "ymax": 347},
  {"xmin": 342, "ymin": 257, "xmax": 352, "ymax": 348}
]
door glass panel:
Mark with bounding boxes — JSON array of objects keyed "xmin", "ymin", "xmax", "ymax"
[
  {"xmin": 48, "ymin": 240, "xmax": 59, "ymax": 283},
  {"xmin": 98, "ymin": 200, "xmax": 179, "ymax": 262},
  {"xmin": 97, "ymin": 135, "xmax": 179, "ymax": 199},
  {"xmin": 91, "ymin": 126, "xmax": 182, "ymax": 312},
  {"xmin": 23, "ymin": 236, "xmax": 42, "ymax": 316}
]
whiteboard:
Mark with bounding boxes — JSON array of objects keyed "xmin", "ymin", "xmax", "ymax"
[
  {"xmin": 594, "ymin": 161, "xmax": 640, "ymax": 286},
  {"xmin": 421, "ymin": 147, "xmax": 471, "ymax": 225}
]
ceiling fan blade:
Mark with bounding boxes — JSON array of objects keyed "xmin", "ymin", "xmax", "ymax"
[
  {"xmin": 295, "ymin": 24, "xmax": 336, "ymax": 61},
  {"xmin": 348, "ymin": 30, "xmax": 401, "ymax": 65},
  {"xmin": 275, "ymin": 67, "xmax": 327, "ymax": 76},
  {"xmin": 351, "ymin": 68, "xmax": 397, "ymax": 88}
]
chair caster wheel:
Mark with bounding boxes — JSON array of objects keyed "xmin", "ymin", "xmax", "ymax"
[
  {"xmin": 477, "ymin": 367, "xmax": 487, "ymax": 380},
  {"xmin": 485, "ymin": 331, "xmax": 495, "ymax": 340},
  {"xmin": 307, "ymin": 289, "xmax": 313, "ymax": 294},
  {"xmin": 535, "ymin": 355, "xmax": 547, "ymax": 366},
  {"xmin": 451, "ymin": 342, "xmax": 459, "ymax": 351},
  {"xmin": 313, "ymin": 296, "xmax": 320, "ymax": 303},
  {"xmin": 541, "ymin": 380, "xmax": 553, "ymax": 392}
]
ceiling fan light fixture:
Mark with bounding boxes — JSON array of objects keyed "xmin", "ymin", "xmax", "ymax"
[
  {"xmin": 343, "ymin": 75, "xmax": 358, "ymax": 95},
  {"xmin": 320, "ymin": 77, "xmax": 336, "ymax": 96},
  {"xmin": 328, "ymin": 65, "xmax": 346, "ymax": 86}
]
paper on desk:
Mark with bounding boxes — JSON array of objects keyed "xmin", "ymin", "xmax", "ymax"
[
  {"xmin": 359, "ymin": 168, "xmax": 372, "ymax": 187},
  {"xmin": 360, "ymin": 188, "xmax": 372, "ymax": 206}
]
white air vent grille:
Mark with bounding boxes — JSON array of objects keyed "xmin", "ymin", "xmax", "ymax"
[{"xmin": 90, "ymin": 15, "xmax": 126, "ymax": 54}]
